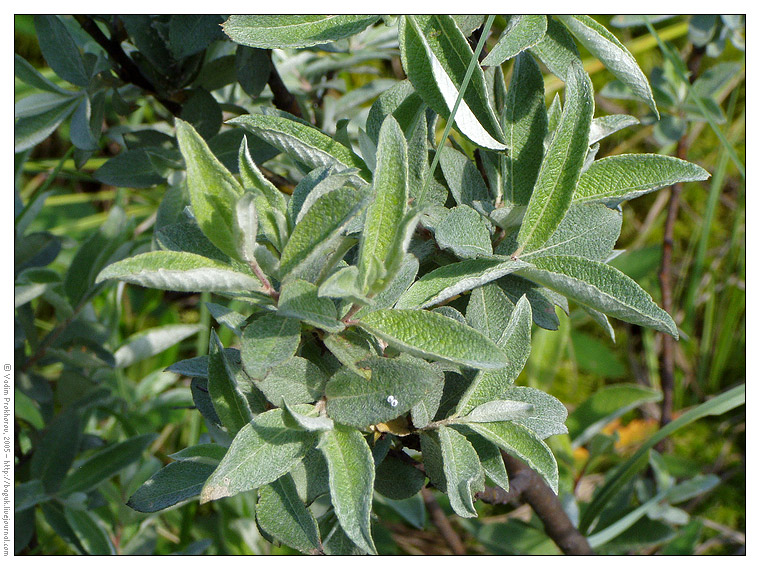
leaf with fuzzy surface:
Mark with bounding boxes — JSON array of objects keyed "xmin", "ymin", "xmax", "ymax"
[
  {"xmin": 466, "ymin": 283, "xmax": 513, "ymax": 344},
  {"xmin": 499, "ymin": 386, "xmax": 568, "ymax": 440},
  {"xmin": 467, "ymin": 421, "xmax": 558, "ymax": 493},
  {"xmin": 396, "ymin": 257, "xmax": 529, "ymax": 310},
  {"xmin": 257, "ymin": 473, "xmax": 322, "ymax": 554},
  {"xmin": 529, "ymin": 17, "xmax": 582, "ymax": 81},
  {"xmin": 208, "ymin": 331, "xmax": 253, "ymax": 435},
  {"xmin": 96, "ymin": 251, "xmax": 264, "ymax": 293},
  {"xmin": 201, "ymin": 407, "xmax": 317, "ymax": 503},
  {"xmin": 557, "ymin": 15, "xmax": 658, "ymax": 114},
  {"xmin": 240, "ymin": 312, "xmax": 301, "ymax": 379},
  {"xmin": 482, "ymin": 15, "xmax": 547, "ymax": 67},
  {"xmin": 517, "ymin": 61, "xmax": 594, "ymax": 254},
  {"xmin": 518, "ymin": 255, "xmax": 678, "ymax": 338},
  {"xmin": 175, "ymin": 119, "xmax": 244, "ymax": 260},
  {"xmin": 257, "ymin": 357, "xmax": 328, "ymax": 407},
  {"xmin": 223, "ymin": 15, "xmax": 380, "ymax": 49},
  {"xmin": 325, "ymin": 356, "xmax": 443, "ymax": 428},
  {"xmin": 435, "ymin": 205, "xmax": 493, "ymax": 259},
  {"xmin": 278, "ymin": 279, "xmax": 343, "ymax": 332},
  {"xmin": 229, "ymin": 112, "xmax": 370, "ymax": 181},
  {"xmin": 589, "ymin": 115, "xmax": 639, "ymax": 145},
  {"xmin": 457, "ymin": 295, "xmax": 533, "ymax": 414},
  {"xmin": 318, "ymin": 425, "xmax": 377, "ymax": 554},
  {"xmin": 399, "ymin": 15, "xmax": 506, "ymax": 149},
  {"xmin": 127, "ymin": 459, "xmax": 217, "ymax": 513},
  {"xmin": 438, "ymin": 146, "xmax": 492, "ymax": 213},
  {"xmin": 358, "ymin": 309, "xmax": 509, "ymax": 370},
  {"xmin": 115, "ymin": 324, "xmax": 202, "ymax": 369},
  {"xmin": 573, "ymin": 154, "xmax": 710, "ymax": 208},
  {"xmin": 358, "ymin": 116, "xmax": 409, "ymax": 294}
]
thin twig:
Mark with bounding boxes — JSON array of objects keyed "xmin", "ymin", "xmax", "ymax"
[
  {"xmin": 421, "ymin": 487, "xmax": 466, "ymax": 555},
  {"xmin": 267, "ymin": 50, "xmax": 303, "ymax": 119},
  {"xmin": 502, "ymin": 454, "xmax": 595, "ymax": 555}
]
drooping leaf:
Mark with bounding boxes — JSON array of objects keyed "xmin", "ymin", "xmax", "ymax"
[
  {"xmin": 358, "ymin": 309, "xmax": 509, "ymax": 370},
  {"xmin": 208, "ymin": 331, "xmax": 253, "ymax": 435},
  {"xmin": 421, "ymin": 426, "xmax": 484, "ymax": 518},
  {"xmin": 457, "ymin": 295, "xmax": 533, "ymax": 414},
  {"xmin": 399, "ymin": 15, "xmax": 506, "ymax": 149},
  {"xmin": 517, "ymin": 255, "xmax": 679, "ymax": 338},
  {"xmin": 97, "ymin": 251, "xmax": 264, "ymax": 293},
  {"xmin": 396, "ymin": 257, "xmax": 529, "ymax": 310},
  {"xmin": 557, "ymin": 15, "xmax": 658, "ymax": 114},
  {"xmin": 240, "ymin": 312, "xmax": 301, "ymax": 379},
  {"xmin": 229, "ymin": 112, "xmax": 370, "ymax": 181},
  {"xmin": 573, "ymin": 154, "xmax": 710, "ymax": 208},
  {"xmin": 482, "ymin": 15, "xmax": 547, "ymax": 67},
  {"xmin": 467, "ymin": 421, "xmax": 558, "ymax": 493},
  {"xmin": 223, "ymin": 15, "xmax": 380, "ymax": 49},
  {"xmin": 201, "ymin": 407, "xmax": 318, "ymax": 503},
  {"xmin": 318, "ymin": 425, "xmax": 377, "ymax": 554},
  {"xmin": 257, "ymin": 473, "xmax": 322, "ymax": 554},
  {"xmin": 357, "ymin": 115, "xmax": 409, "ymax": 294},
  {"xmin": 517, "ymin": 61, "xmax": 593, "ymax": 254},
  {"xmin": 175, "ymin": 118, "xmax": 245, "ymax": 260},
  {"xmin": 325, "ymin": 356, "xmax": 443, "ymax": 428},
  {"xmin": 503, "ymin": 52, "xmax": 547, "ymax": 207},
  {"xmin": 127, "ymin": 458, "xmax": 217, "ymax": 513}
]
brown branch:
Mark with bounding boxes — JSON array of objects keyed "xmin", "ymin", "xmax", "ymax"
[
  {"xmin": 421, "ymin": 486, "xmax": 466, "ymax": 555},
  {"xmin": 267, "ymin": 50, "xmax": 303, "ymax": 119},
  {"xmin": 501, "ymin": 454, "xmax": 595, "ymax": 555}
]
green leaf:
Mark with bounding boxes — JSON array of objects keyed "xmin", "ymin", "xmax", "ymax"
[
  {"xmin": 557, "ymin": 15, "xmax": 658, "ymax": 115},
  {"xmin": 438, "ymin": 146, "xmax": 491, "ymax": 212},
  {"xmin": 460, "ymin": 430, "xmax": 510, "ymax": 491},
  {"xmin": 14, "ymin": 96, "xmax": 79, "ymax": 153},
  {"xmin": 114, "ymin": 324, "xmax": 201, "ymax": 368},
  {"xmin": 223, "ymin": 15, "xmax": 380, "ymax": 49},
  {"xmin": 208, "ymin": 331, "xmax": 253, "ymax": 435},
  {"xmin": 482, "ymin": 15, "xmax": 547, "ymax": 67},
  {"xmin": 358, "ymin": 309, "xmax": 509, "ymax": 370},
  {"xmin": 499, "ymin": 386, "xmax": 568, "ymax": 440},
  {"xmin": 64, "ymin": 509, "xmax": 115, "ymax": 555},
  {"xmin": 467, "ymin": 421, "xmax": 558, "ymax": 493},
  {"xmin": 14, "ymin": 53, "xmax": 74, "ymax": 95},
  {"xmin": 503, "ymin": 52, "xmax": 548, "ymax": 207},
  {"xmin": 528, "ymin": 16, "xmax": 582, "ymax": 81},
  {"xmin": 517, "ymin": 61, "xmax": 593, "ymax": 254},
  {"xmin": 325, "ymin": 356, "xmax": 443, "ymax": 428},
  {"xmin": 457, "ymin": 295, "xmax": 532, "ymax": 414},
  {"xmin": 257, "ymin": 357, "xmax": 328, "ymax": 407},
  {"xmin": 396, "ymin": 257, "xmax": 529, "ymax": 310},
  {"xmin": 466, "ymin": 283, "xmax": 513, "ymax": 343},
  {"xmin": 93, "ymin": 149, "xmax": 168, "ymax": 188},
  {"xmin": 257, "ymin": 474, "xmax": 322, "ymax": 554},
  {"xmin": 589, "ymin": 114, "xmax": 639, "ymax": 145},
  {"xmin": 319, "ymin": 266, "xmax": 371, "ymax": 305},
  {"xmin": 358, "ymin": 115, "xmax": 409, "ymax": 293},
  {"xmin": 580, "ymin": 383, "xmax": 744, "ymax": 534},
  {"xmin": 365, "ymin": 80, "xmax": 426, "ymax": 143},
  {"xmin": 229, "ymin": 112, "xmax": 370, "ymax": 181},
  {"xmin": 59, "ymin": 434, "xmax": 156, "ymax": 496},
  {"xmin": 232, "ymin": 193, "xmax": 258, "ymax": 263},
  {"xmin": 399, "ymin": 15, "xmax": 506, "ymax": 149},
  {"xmin": 127, "ymin": 459, "xmax": 217, "ymax": 513},
  {"xmin": 201, "ymin": 407, "xmax": 318, "ymax": 503},
  {"xmin": 566, "ymin": 384, "xmax": 662, "ymax": 446},
  {"xmin": 238, "ymin": 137, "xmax": 289, "ymax": 251},
  {"xmin": 168, "ymin": 15, "xmax": 225, "ymax": 58},
  {"xmin": 34, "ymin": 16, "xmax": 89, "ymax": 87},
  {"xmin": 517, "ymin": 255, "xmax": 679, "ymax": 337},
  {"xmin": 14, "ymin": 480, "xmax": 47, "ymax": 512},
  {"xmin": 13, "ymin": 389, "xmax": 44, "ymax": 430},
  {"xmin": 459, "ymin": 400, "xmax": 534, "ymax": 423},
  {"xmin": 279, "ymin": 186, "xmax": 368, "ymax": 280},
  {"xmin": 282, "ymin": 401, "xmax": 334, "ymax": 432},
  {"xmin": 318, "ymin": 425, "xmax": 377, "ymax": 554},
  {"xmin": 175, "ymin": 118, "xmax": 244, "ymax": 259},
  {"xmin": 169, "ymin": 443, "xmax": 227, "ymax": 462},
  {"xmin": 520, "ymin": 203, "xmax": 622, "ymax": 261},
  {"xmin": 278, "ymin": 279, "xmax": 343, "ymax": 332},
  {"xmin": 206, "ymin": 303, "xmax": 247, "ymax": 336},
  {"xmin": 31, "ymin": 411, "xmax": 81, "ymax": 493},
  {"xmin": 240, "ymin": 312, "xmax": 301, "ymax": 379},
  {"xmin": 421, "ymin": 426, "xmax": 484, "ymax": 518},
  {"xmin": 435, "ymin": 205, "xmax": 493, "ymax": 259},
  {"xmin": 574, "ymin": 154, "xmax": 710, "ymax": 208},
  {"xmin": 290, "ymin": 449, "xmax": 330, "ymax": 505},
  {"xmin": 374, "ymin": 454, "xmax": 426, "ymax": 500}
]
